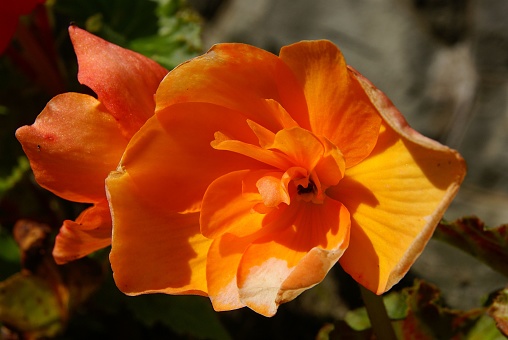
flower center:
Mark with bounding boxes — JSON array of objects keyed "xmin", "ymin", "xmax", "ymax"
[
  {"xmin": 297, "ymin": 180, "xmax": 315, "ymax": 195},
  {"xmin": 211, "ymin": 124, "xmax": 346, "ymax": 208}
]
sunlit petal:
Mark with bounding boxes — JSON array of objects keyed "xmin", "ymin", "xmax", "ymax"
[{"xmin": 330, "ymin": 118, "xmax": 465, "ymax": 293}]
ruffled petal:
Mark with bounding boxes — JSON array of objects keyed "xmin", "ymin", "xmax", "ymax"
[
  {"xmin": 237, "ymin": 198, "xmax": 350, "ymax": 316},
  {"xmin": 121, "ymin": 103, "xmax": 263, "ymax": 214},
  {"xmin": 279, "ymin": 40, "xmax": 382, "ymax": 167},
  {"xmin": 328, "ymin": 82, "xmax": 465, "ymax": 293},
  {"xmin": 15, "ymin": 93, "xmax": 127, "ymax": 203},
  {"xmin": 106, "ymin": 170, "xmax": 210, "ymax": 296},
  {"xmin": 53, "ymin": 200, "xmax": 112, "ymax": 264},
  {"xmin": 155, "ymin": 43, "xmax": 307, "ymax": 133},
  {"xmin": 70, "ymin": 26, "xmax": 167, "ymax": 137}
]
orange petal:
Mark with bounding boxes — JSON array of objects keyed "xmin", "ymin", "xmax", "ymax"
[
  {"xmin": 15, "ymin": 93, "xmax": 127, "ymax": 203},
  {"xmin": 122, "ymin": 103, "xmax": 263, "ymax": 214},
  {"xmin": 237, "ymin": 198, "xmax": 350, "ymax": 316},
  {"xmin": 53, "ymin": 200, "xmax": 112, "ymax": 264},
  {"xmin": 155, "ymin": 43, "xmax": 307, "ymax": 133},
  {"xmin": 328, "ymin": 81, "xmax": 466, "ymax": 293},
  {"xmin": 201, "ymin": 170, "xmax": 267, "ymax": 239},
  {"xmin": 106, "ymin": 169, "xmax": 210, "ymax": 296},
  {"xmin": 70, "ymin": 26, "xmax": 167, "ymax": 137},
  {"xmin": 279, "ymin": 40, "xmax": 382, "ymax": 167}
]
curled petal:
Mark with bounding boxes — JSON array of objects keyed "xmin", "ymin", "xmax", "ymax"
[
  {"xmin": 106, "ymin": 170, "xmax": 210, "ymax": 295},
  {"xmin": 16, "ymin": 93, "xmax": 127, "ymax": 203},
  {"xmin": 70, "ymin": 26, "xmax": 167, "ymax": 137},
  {"xmin": 329, "ymin": 73, "xmax": 466, "ymax": 293},
  {"xmin": 279, "ymin": 40, "xmax": 382, "ymax": 167},
  {"xmin": 267, "ymin": 127, "xmax": 324, "ymax": 171},
  {"xmin": 237, "ymin": 198, "xmax": 350, "ymax": 316},
  {"xmin": 53, "ymin": 201, "xmax": 112, "ymax": 264}
]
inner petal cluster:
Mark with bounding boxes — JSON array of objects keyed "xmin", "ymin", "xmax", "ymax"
[{"xmin": 212, "ymin": 123, "xmax": 346, "ymax": 208}]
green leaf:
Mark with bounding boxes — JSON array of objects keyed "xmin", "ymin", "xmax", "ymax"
[
  {"xmin": 0, "ymin": 273, "xmax": 64, "ymax": 338},
  {"xmin": 344, "ymin": 280, "xmax": 506, "ymax": 339},
  {"xmin": 488, "ymin": 287, "xmax": 508, "ymax": 337},
  {"xmin": 126, "ymin": 294, "xmax": 231, "ymax": 340},
  {"xmin": 0, "ymin": 157, "xmax": 30, "ymax": 199},
  {"xmin": 54, "ymin": 0, "xmax": 202, "ymax": 70},
  {"xmin": 434, "ymin": 217, "xmax": 508, "ymax": 277},
  {"xmin": 0, "ymin": 229, "xmax": 21, "ymax": 281},
  {"xmin": 344, "ymin": 290, "xmax": 408, "ymax": 331}
]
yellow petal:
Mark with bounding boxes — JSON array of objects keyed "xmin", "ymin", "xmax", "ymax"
[{"xmin": 329, "ymin": 71, "xmax": 466, "ymax": 293}]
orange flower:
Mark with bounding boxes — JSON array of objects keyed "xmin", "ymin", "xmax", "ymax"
[
  {"xmin": 15, "ymin": 26, "xmax": 167, "ymax": 263},
  {"xmin": 106, "ymin": 40, "xmax": 466, "ymax": 316}
]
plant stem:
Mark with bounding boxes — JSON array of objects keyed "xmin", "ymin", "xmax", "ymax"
[{"xmin": 359, "ymin": 284, "xmax": 397, "ymax": 340}]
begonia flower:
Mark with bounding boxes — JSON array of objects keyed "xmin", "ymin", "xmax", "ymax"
[
  {"xmin": 0, "ymin": 0, "xmax": 45, "ymax": 53},
  {"xmin": 15, "ymin": 26, "xmax": 167, "ymax": 263},
  {"xmin": 106, "ymin": 40, "xmax": 466, "ymax": 316}
]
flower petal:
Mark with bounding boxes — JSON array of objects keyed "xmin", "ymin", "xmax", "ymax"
[
  {"xmin": 237, "ymin": 198, "xmax": 350, "ymax": 316},
  {"xmin": 201, "ymin": 170, "xmax": 267, "ymax": 239},
  {"xmin": 106, "ymin": 170, "xmax": 210, "ymax": 296},
  {"xmin": 206, "ymin": 234, "xmax": 250, "ymax": 311},
  {"xmin": 15, "ymin": 93, "xmax": 127, "ymax": 203},
  {"xmin": 122, "ymin": 103, "xmax": 263, "ymax": 214},
  {"xmin": 155, "ymin": 43, "xmax": 307, "ymax": 133},
  {"xmin": 52, "ymin": 201, "xmax": 112, "ymax": 264},
  {"xmin": 70, "ymin": 26, "xmax": 167, "ymax": 137},
  {"xmin": 279, "ymin": 40, "xmax": 382, "ymax": 167},
  {"xmin": 330, "ymin": 123, "xmax": 465, "ymax": 294}
]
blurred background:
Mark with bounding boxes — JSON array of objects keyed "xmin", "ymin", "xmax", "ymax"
[{"xmin": 1, "ymin": 0, "xmax": 507, "ymax": 338}]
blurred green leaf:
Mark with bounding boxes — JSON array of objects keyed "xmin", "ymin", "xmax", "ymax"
[
  {"xmin": 344, "ymin": 290, "xmax": 408, "ymax": 331},
  {"xmin": 344, "ymin": 280, "xmax": 506, "ymax": 339},
  {"xmin": 0, "ymin": 273, "xmax": 64, "ymax": 338},
  {"xmin": 0, "ymin": 157, "xmax": 30, "ymax": 200},
  {"xmin": 0, "ymin": 229, "xmax": 21, "ymax": 281},
  {"xmin": 467, "ymin": 314, "xmax": 507, "ymax": 340},
  {"xmin": 434, "ymin": 217, "xmax": 508, "ymax": 277},
  {"xmin": 488, "ymin": 286, "xmax": 508, "ymax": 337},
  {"xmin": 54, "ymin": 0, "xmax": 202, "ymax": 70},
  {"xmin": 126, "ymin": 294, "xmax": 231, "ymax": 340}
]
